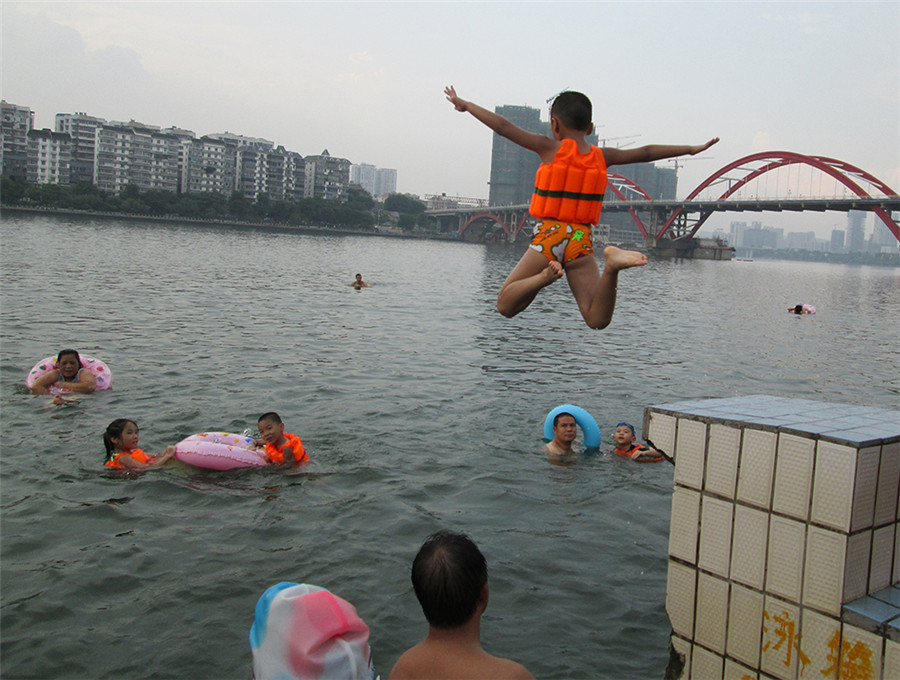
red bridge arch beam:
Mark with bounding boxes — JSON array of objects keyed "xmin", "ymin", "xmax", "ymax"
[
  {"xmin": 606, "ymin": 173, "xmax": 653, "ymax": 238},
  {"xmin": 514, "ymin": 213, "xmax": 531, "ymax": 240},
  {"xmin": 657, "ymin": 152, "xmax": 900, "ymax": 241},
  {"xmin": 459, "ymin": 212, "xmax": 509, "ymax": 238}
]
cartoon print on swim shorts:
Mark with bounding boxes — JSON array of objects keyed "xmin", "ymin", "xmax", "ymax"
[{"xmin": 550, "ymin": 233, "xmax": 571, "ymax": 263}]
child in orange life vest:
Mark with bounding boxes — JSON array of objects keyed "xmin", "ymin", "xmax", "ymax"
[
  {"xmin": 103, "ymin": 418, "xmax": 177, "ymax": 470},
  {"xmin": 445, "ymin": 86, "xmax": 719, "ymax": 329},
  {"xmin": 254, "ymin": 412, "xmax": 308, "ymax": 465},
  {"xmin": 612, "ymin": 422, "xmax": 663, "ymax": 463}
]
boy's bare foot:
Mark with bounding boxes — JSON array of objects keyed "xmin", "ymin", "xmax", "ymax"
[
  {"xmin": 603, "ymin": 246, "xmax": 647, "ymax": 272},
  {"xmin": 539, "ymin": 260, "xmax": 564, "ymax": 286}
]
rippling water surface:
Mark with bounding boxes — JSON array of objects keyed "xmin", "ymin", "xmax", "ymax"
[{"xmin": 1, "ymin": 214, "xmax": 898, "ymax": 679}]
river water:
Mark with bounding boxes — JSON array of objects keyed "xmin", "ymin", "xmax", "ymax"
[{"xmin": 1, "ymin": 213, "xmax": 898, "ymax": 679}]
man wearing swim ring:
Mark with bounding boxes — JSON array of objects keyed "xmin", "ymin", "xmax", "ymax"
[
  {"xmin": 612, "ymin": 423, "xmax": 663, "ymax": 462},
  {"xmin": 545, "ymin": 412, "xmax": 577, "ymax": 456},
  {"xmin": 390, "ymin": 531, "xmax": 535, "ymax": 680}
]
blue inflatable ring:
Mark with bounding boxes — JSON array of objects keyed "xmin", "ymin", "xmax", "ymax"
[{"xmin": 544, "ymin": 404, "xmax": 602, "ymax": 449}]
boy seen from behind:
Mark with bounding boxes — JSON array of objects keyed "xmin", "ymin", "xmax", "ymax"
[{"xmin": 445, "ymin": 85, "xmax": 718, "ymax": 329}]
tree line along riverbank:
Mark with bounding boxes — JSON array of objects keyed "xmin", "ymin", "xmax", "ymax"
[{"xmin": 0, "ymin": 175, "xmax": 433, "ymax": 234}]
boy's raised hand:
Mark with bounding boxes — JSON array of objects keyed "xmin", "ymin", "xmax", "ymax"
[
  {"xmin": 444, "ymin": 85, "xmax": 468, "ymax": 112},
  {"xmin": 691, "ymin": 137, "xmax": 720, "ymax": 155}
]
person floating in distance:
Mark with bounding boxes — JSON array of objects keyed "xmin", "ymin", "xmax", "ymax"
[
  {"xmin": 389, "ymin": 530, "xmax": 535, "ymax": 680},
  {"xmin": 352, "ymin": 273, "xmax": 370, "ymax": 289},
  {"xmin": 445, "ymin": 85, "xmax": 718, "ymax": 329}
]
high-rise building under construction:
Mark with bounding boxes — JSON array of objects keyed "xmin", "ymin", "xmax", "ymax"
[
  {"xmin": 487, "ymin": 102, "xmax": 677, "ymax": 244},
  {"xmin": 488, "ymin": 105, "xmax": 546, "ymax": 207}
]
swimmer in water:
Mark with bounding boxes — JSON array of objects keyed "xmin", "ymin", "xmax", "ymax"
[
  {"xmin": 352, "ymin": 273, "xmax": 370, "ymax": 289},
  {"xmin": 254, "ymin": 412, "xmax": 309, "ymax": 465},
  {"xmin": 29, "ymin": 349, "xmax": 97, "ymax": 398},
  {"xmin": 103, "ymin": 419, "xmax": 177, "ymax": 470},
  {"xmin": 545, "ymin": 412, "xmax": 577, "ymax": 456},
  {"xmin": 611, "ymin": 423, "xmax": 664, "ymax": 462}
]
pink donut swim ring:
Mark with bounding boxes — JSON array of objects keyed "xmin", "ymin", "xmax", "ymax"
[
  {"xmin": 174, "ymin": 432, "xmax": 268, "ymax": 470},
  {"xmin": 25, "ymin": 354, "xmax": 112, "ymax": 394}
]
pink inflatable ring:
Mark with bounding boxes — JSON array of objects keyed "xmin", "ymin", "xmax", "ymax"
[
  {"xmin": 175, "ymin": 432, "xmax": 268, "ymax": 470},
  {"xmin": 26, "ymin": 354, "xmax": 112, "ymax": 394}
]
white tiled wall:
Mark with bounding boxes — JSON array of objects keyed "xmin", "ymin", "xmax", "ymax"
[
  {"xmin": 874, "ymin": 442, "xmax": 899, "ymax": 526},
  {"xmin": 667, "ymin": 560, "xmax": 696, "ymax": 639},
  {"xmin": 802, "ymin": 525, "xmax": 847, "ymax": 616},
  {"xmin": 772, "ymin": 433, "xmax": 814, "ymax": 520},
  {"xmin": 765, "ymin": 515, "xmax": 806, "ymax": 603},
  {"xmin": 656, "ymin": 398, "xmax": 899, "ymax": 680},
  {"xmin": 674, "ymin": 418, "xmax": 707, "ymax": 490},
  {"xmin": 811, "ymin": 441, "xmax": 857, "ymax": 531},
  {"xmin": 726, "ymin": 583, "xmax": 764, "ymax": 667},
  {"xmin": 698, "ymin": 495, "xmax": 733, "ymax": 577},
  {"xmin": 705, "ymin": 423, "xmax": 741, "ymax": 499},
  {"xmin": 669, "ymin": 486, "xmax": 701, "ymax": 564},
  {"xmin": 850, "ymin": 445, "xmax": 881, "ymax": 532},
  {"xmin": 694, "ymin": 572, "xmax": 729, "ymax": 654},
  {"xmin": 844, "ymin": 530, "xmax": 872, "ymax": 603},
  {"xmin": 736, "ymin": 428, "xmax": 776, "ymax": 510},
  {"xmin": 730, "ymin": 504, "xmax": 769, "ymax": 591}
]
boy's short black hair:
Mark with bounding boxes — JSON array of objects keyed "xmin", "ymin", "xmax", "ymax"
[
  {"xmin": 550, "ymin": 91, "xmax": 593, "ymax": 132},
  {"xmin": 411, "ymin": 530, "xmax": 487, "ymax": 629},
  {"xmin": 258, "ymin": 412, "xmax": 282, "ymax": 425}
]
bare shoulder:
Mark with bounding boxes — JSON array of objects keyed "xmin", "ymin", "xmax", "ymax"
[
  {"xmin": 494, "ymin": 657, "xmax": 536, "ymax": 680},
  {"xmin": 387, "ymin": 648, "xmax": 420, "ymax": 680}
]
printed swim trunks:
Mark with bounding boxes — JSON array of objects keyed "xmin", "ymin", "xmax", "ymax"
[{"xmin": 528, "ymin": 219, "xmax": 594, "ymax": 265}]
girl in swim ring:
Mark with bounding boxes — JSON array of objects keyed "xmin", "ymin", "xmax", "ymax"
[
  {"xmin": 29, "ymin": 349, "xmax": 97, "ymax": 396},
  {"xmin": 103, "ymin": 419, "xmax": 176, "ymax": 470}
]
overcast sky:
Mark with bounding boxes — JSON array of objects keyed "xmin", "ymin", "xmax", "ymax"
[{"xmin": 3, "ymin": 1, "xmax": 898, "ymax": 237}]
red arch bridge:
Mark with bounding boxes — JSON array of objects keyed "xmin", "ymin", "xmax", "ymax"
[{"xmin": 426, "ymin": 151, "xmax": 900, "ymax": 246}]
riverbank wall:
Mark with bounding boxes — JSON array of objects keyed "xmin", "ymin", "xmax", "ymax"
[
  {"xmin": 646, "ymin": 394, "xmax": 899, "ymax": 679},
  {"xmin": 0, "ymin": 205, "xmax": 458, "ymax": 243}
]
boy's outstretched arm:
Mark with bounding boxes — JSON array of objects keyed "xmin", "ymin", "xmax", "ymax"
[
  {"xmin": 445, "ymin": 85, "xmax": 556, "ymax": 156},
  {"xmin": 603, "ymin": 137, "xmax": 719, "ymax": 166}
]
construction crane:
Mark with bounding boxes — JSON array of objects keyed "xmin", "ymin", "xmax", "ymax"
[
  {"xmin": 665, "ymin": 156, "xmax": 713, "ymax": 171},
  {"xmin": 597, "ymin": 133, "xmax": 641, "ymax": 148}
]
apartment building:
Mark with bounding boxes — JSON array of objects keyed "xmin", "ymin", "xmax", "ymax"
[
  {"xmin": 351, "ymin": 163, "xmax": 376, "ymax": 195},
  {"xmin": 374, "ymin": 167, "xmax": 397, "ymax": 200},
  {"xmin": 186, "ymin": 135, "xmax": 237, "ymax": 196},
  {"xmin": 55, "ymin": 112, "xmax": 107, "ymax": 185},
  {"xmin": 304, "ymin": 149, "xmax": 350, "ymax": 201},
  {"xmin": 1, "ymin": 100, "xmax": 35, "ymax": 178},
  {"xmin": 94, "ymin": 121, "xmax": 180, "ymax": 194},
  {"xmin": 26, "ymin": 129, "xmax": 72, "ymax": 185},
  {"xmin": 9, "ymin": 105, "xmax": 354, "ymax": 204}
]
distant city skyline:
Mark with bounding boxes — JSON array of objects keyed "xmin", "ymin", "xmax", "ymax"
[{"xmin": 3, "ymin": 1, "xmax": 896, "ymax": 240}]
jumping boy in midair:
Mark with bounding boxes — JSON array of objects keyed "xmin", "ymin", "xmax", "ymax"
[{"xmin": 444, "ymin": 86, "xmax": 719, "ymax": 329}]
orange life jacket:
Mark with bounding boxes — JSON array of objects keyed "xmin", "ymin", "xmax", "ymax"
[
  {"xmin": 265, "ymin": 432, "xmax": 308, "ymax": 464},
  {"xmin": 614, "ymin": 443, "xmax": 663, "ymax": 462},
  {"xmin": 105, "ymin": 448, "xmax": 153, "ymax": 469},
  {"xmin": 529, "ymin": 139, "xmax": 608, "ymax": 225}
]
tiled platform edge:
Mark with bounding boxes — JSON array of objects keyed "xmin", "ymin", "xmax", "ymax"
[{"xmin": 646, "ymin": 395, "xmax": 900, "ymax": 680}]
